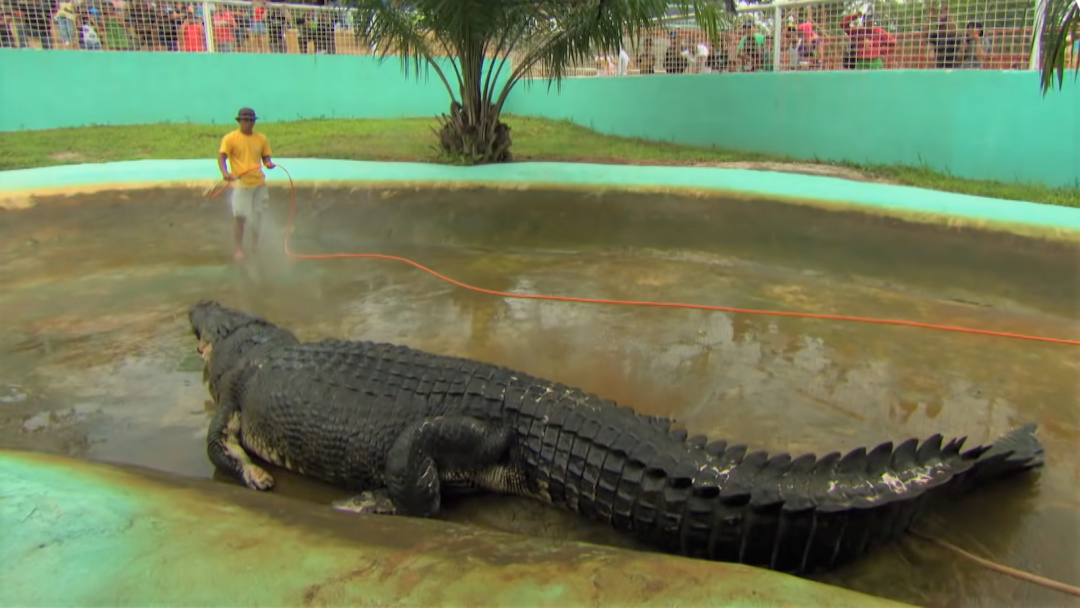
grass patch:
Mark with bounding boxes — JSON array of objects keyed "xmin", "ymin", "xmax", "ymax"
[
  {"xmin": 848, "ymin": 163, "xmax": 1080, "ymax": 209},
  {"xmin": 0, "ymin": 115, "xmax": 1075, "ymax": 208}
]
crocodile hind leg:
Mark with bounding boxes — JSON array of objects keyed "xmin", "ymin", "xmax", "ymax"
[
  {"xmin": 206, "ymin": 396, "xmax": 274, "ymax": 491},
  {"xmin": 357, "ymin": 415, "xmax": 514, "ymax": 518}
]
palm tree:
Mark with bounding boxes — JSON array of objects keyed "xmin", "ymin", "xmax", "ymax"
[
  {"xmin": 1038, "ymin": 0, "xmax": 1078, "ymax": 94},
  {"xmin": 349, "ymin": 0, "xmax": 735, "ymax": 164}
]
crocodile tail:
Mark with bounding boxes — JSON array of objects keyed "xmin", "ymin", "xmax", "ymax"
[
  {"xmin": 962, "ymin": 422, "xmax": 1045, "ymax": 486},
  {"xmin": 507, "ymin": 386, "xmax": 1044, "ymax": 575},
  {"xmin": 730, "ymin": 424, "xmax": 1047, "ymax": 574},
  {"xmin": 580, "ymin": 424, "xmax": 1045, "ymax": 575}
]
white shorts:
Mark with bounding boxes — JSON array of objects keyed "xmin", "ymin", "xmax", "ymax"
[{"xmin": 230, "ymin": 184, "xmax": 269, "ymax": 219}]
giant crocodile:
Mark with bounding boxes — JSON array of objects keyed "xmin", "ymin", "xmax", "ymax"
[{"xmin": 189, "ymin": 300, "xmax": 1045, "ymax": 575}]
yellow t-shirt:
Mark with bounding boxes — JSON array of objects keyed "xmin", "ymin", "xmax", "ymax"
[{"xmin": 219, "ymin": 130, "xmax": 273, "ymax": 187}]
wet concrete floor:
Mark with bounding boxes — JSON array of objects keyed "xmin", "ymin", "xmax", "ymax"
[{"xmin": 1, "ymin": 185, "xmax": 1078, "ymax": 608}]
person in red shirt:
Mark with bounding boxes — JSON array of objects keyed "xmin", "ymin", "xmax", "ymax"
[
  {"xmin": 212, "ymin": 7, "xmax": 236, "ymax": 52},
  {"xmin": 841, "ymin": 12, "xmax": 896, "ymax": 69},
  {"xmin": 250, "ymin": 0, "xmax": 267, "ymax": 52},
  {"xmin": 181, "ymin": 15, "xmax": 205, "ymax": 52}
]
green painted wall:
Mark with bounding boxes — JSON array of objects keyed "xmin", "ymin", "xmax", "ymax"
[
  {"xmin": 0, "ymin": 49, "xmax": 467, "ymax": 130},
  {"xmin": 1, "ymin": 48, "xmax": 1076, "ymax": 189},
  {"xmin": 505, "ymin": 70, "xmax": 1079, "ymax": 189}
]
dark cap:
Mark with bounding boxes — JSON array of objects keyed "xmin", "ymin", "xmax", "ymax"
[{"xmin": 236, "ymin": 107, "xmax": 258, "ymax": 121}]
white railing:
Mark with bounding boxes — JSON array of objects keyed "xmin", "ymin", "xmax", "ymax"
[{"xmin": 1, "ymin": 0, "xmax": 1056, "ymax": 75}]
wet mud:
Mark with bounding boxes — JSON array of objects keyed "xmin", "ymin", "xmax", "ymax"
[{"xmin": 1, "ymin": 185, "xmax": 1078, "ymax": 608}]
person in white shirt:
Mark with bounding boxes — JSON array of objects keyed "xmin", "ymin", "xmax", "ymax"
[
  {"xmin": 616, "ymin": 47, "xmax": 629, "ymax": 75},
  {"xmin": 695, "ymin": 41, "xmax": 711, "ymax": 73}
]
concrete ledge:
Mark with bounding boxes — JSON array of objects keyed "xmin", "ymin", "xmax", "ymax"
[
  {"xmin": 3, "ymin": 159, "xmax": 1080, "ymax": 239},
  {"xmin": 0, "ymin": 449, "xmax": 914, "ymax": 608}
]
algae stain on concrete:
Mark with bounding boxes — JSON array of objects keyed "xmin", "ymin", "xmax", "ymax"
[{"xmin": 0, "ymin": 455, "xmax": 146, "ymax": 606}]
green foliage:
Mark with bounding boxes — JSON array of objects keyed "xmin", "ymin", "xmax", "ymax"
[
  {"xmin": 346, "ymin": 0, "xmax": 733, "ymax": 163},
  {"xmin": 1038, "ymin": 0, "xmax": 1079, "ymax": 94}
]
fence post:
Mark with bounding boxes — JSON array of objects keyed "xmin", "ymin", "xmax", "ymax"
[
  {"xmin": 772, "ymin": 2, "xmax": 783, "ymax": 71},
  {"xmin": 1028, "ymin": 0, "xmax": 1047, "ymax": 70},
  {"xmin": 202, "ymin": 0, "xmax": 215, "ymax": 53}
]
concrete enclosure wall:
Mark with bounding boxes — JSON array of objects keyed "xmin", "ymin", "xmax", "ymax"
[
  {"xmin": 507, "ymin": 70, "xmax": 1079, "ymax": 190},
  {"xmin": 0, "ymin": 49, "xmax": 465, "ymax": 130},
  {"xmin": 0, "ymin": 49, "xmax": 1075, "ymax": 188}
]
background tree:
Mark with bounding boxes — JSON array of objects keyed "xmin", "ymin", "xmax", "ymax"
[
  {"xmin": 349, "ymin": 0, "xmax": 735, "ymax": 164},
  {"xmin": 1037, "ymin": 0, "xmax": 1078, "ymax": 94}
]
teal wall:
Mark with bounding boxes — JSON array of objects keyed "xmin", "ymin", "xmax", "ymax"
[
  {"xmin": 505, "ymin": 70, "xmax": 1079, "ymax": 189},
  {"xmin": 1, "ymin": 48, "xmax": 1076, "ymax": 188},
  {"xmin": 0, "ymin": 49, "xmax": 466, "ymax": 130}
]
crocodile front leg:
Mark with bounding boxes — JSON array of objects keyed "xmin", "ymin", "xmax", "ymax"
[
  {"xmin": 332, "ymin": 489, "xmax": 399, "ymax": 515},
  {"xmin": 383, "ymin": 416, "xmax": 515, "ymax": 518},
  {"xmin": 206, "ymin": 396, "xmax": 274, "ymax": 491}
]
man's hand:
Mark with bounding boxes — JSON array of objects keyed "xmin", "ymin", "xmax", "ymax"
[
  {"xmin": 223, "ymin": 173, "xmax": 237, "ymax": 182},
  {"xmin": 264, "ymin": 161, "xmax": 276, "ymax": 169}
]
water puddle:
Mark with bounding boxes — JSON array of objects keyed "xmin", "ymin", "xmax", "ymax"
[{"xmin": 2, "ymin": 185, "xmax": 1078, "ymax": 608}]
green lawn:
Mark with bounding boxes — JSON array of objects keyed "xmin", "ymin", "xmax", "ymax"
[{"xmin": 1, "ymin": 115, "xmax": 1076, "ymax": 208}]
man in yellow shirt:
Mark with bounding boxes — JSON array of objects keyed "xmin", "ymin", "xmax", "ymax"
[{"xmin": 218, "ymin": 107, "xmax": 275, "ymax": 261}]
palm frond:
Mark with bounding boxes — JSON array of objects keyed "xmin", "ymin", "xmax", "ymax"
[
  {"xmin": 1038, "ymin": 0, "xmax": 1079, "ymax": 94},
  {"xmin": 345, "ymin": 0, "xmax": 736, "ymax": 163},
  {"xmin": 351, "ymin": 0, "xmax": 459, "ymax": 101},
  {"xmin": 503, "ymin": 1, "xmax": 726, "ymax": 98}
]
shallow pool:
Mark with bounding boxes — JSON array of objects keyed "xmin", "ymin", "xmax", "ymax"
[{"xmin": 2, "ymin": 184, "xmax": 1078, "ymax": 608}]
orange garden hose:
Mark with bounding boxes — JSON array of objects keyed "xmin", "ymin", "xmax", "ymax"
[
  {"xmin": 907, "ymin": 530, "xmax": 1080, "ymax": 599},
  {"xmin": 211, "ymin": 164, "xmax": 1080, "ymax": 348},
  {"xmin": 207, "ymin": 164, "xmax": 1080, "ymax": 596}
]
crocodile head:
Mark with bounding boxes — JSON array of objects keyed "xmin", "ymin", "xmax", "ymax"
[
  {"xmin": 190, "ymin": 299, "xmax": 256, "ymax": 351},
  {"xmin": 188, "ymin": 300, "xmax": 300, "ymax": 390},
  {"xmin": 188, "ymin": 300, "xmax": 278, "ymax": 376}
]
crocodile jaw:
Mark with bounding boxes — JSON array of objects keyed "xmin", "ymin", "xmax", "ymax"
[{"xmin": 198, "ymin": 340, "xmax": 213, "ymax": 384}]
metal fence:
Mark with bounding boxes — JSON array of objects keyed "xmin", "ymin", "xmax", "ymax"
[
  {"xmin": 1, "ymin": 0, "xmax": 368, "ymax": 54},
  {"xmin": 0, "ymin": 0, "xmax": 1064, "ymax": 76},
  {"xmin": 527, "ymin": 0, "xmax": 1054, "ymax": 78}
]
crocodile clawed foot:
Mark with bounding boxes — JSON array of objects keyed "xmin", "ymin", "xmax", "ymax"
[
  {"xmin": 241, "ymin": 464, "xmax": 275, "ymax": 490},
  {"xmin": 332, "ymin": 490, "xmax": 399, "ymax": 516}
]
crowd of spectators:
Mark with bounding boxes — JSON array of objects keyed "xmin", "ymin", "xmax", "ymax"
[
  {"xmin": 3, "ymin": 0, "xmax": 1076, "ymax": 75},
  {"xmin": 611, "ymin": 11, "xmax": 1053, "ymax": 76},
  {"xmin": 0, "ymin": 0, "xmax": 348, "ymax": 53}
]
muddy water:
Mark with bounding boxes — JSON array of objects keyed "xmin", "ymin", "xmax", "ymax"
[{"xmin": 1, "ymin": 185, "xmax": 1078, "ymax": 608}]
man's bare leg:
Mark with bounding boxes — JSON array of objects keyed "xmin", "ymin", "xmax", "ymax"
[
  {"xmin": 250, "ymin": 218, "xmax": 260, "ymax": 255},
  {"xmin": 233, "ymin": 216, "xmax": 247, "ymax": 260},
  {"xmin": 250, "ymin": 188, "xmax": 267, "ymax": 255}
]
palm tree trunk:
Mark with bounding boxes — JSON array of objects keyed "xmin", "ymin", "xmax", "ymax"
[
  {"xmin": 435, "ymin": 46, "xmax": 513, "ymax": 164},
  {"xmin": 435, "ymin": 100, "xmax": 513, "ymax": 164}
]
